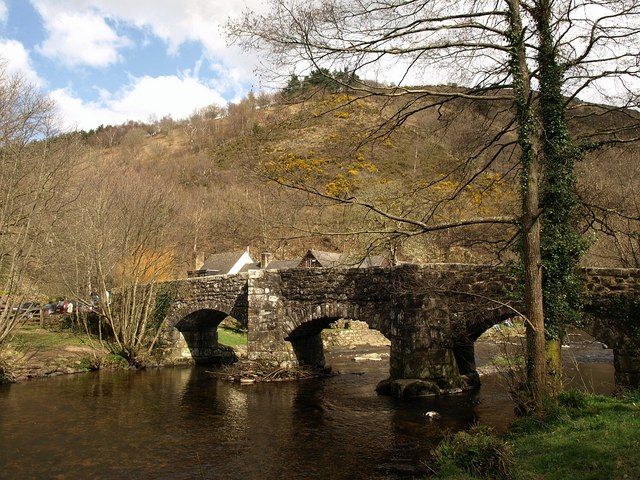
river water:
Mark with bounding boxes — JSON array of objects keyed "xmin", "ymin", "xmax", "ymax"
[{"xmin": 0, "ymin": 337, "xmax": 613, "ymax": 479}]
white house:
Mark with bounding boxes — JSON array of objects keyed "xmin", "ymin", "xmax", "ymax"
[{"xmin": 188, "ymin": 248, "xmax": 255, "ymax": 277}]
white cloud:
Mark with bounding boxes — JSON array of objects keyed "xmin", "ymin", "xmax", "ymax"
[
  {"xmin": 51, "ymin": 74, "xmax": 226, "ymax": 130},
  {"xmin": 0, "ymin": 38, "xmax": 45, "ymax": 87},
  {"xmin": 0, "ymin": 1, "xmax": 7, "ymax": 23},
  {"xmin": 31, "ymin": 0, "xmax": 265, "ymax": 74},
  {"xmin": 35, "ymin": 6, "xmax": 130, "ymax": 68}
]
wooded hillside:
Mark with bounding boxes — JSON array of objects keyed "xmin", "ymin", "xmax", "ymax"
[{"xmin": 34, "ymin": 88, "xmax": 639, "ymax": 296}]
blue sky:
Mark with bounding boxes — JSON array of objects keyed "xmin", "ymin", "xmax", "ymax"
[{"xmin": 0, "ymin": 0, "xmax": 264, "ymax": 130}]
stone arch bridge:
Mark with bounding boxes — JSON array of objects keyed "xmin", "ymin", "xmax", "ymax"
[{"xmin": 159, "ymin": 264, "xmax": 640, "ymax": 397}]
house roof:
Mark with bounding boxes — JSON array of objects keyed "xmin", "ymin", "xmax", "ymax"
[
  {"xmin": 238, "ymin": 262, "xmax": 259, "ymax": 273},
  {"xmin": 200, "ymin": 251, "xmax": 248, "ymax": 274},
  {"xmin": 356, "ymin": 255, "xmax": 389, "ymax": 268},
  {"xmin": 304, "ymin": 249, "xmax": 390, "ymax": 268},
  {"xmin": 266, "ymin": 259, "xmax": 301, "ymax": 270},
  {"xmin": 306, "ymin": 249, "xmax": 344, "ymax": 267}
]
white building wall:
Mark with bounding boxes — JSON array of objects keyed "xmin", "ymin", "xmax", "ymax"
[{"xmin": 229, "ymin": 251, "xmax": 254, "ymax": 275}]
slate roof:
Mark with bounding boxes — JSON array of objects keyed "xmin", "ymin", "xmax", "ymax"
[
  {"xmin": 355, "ymin": 255, "xmax": 388, "ymax": 268},
  {"xmin": 238, "ymin": 262, "xmax": 259, "ymax": 273},
  {"xmin": 303, "ymin": 249, "xmax": 390, "ymax": 268},
  {"xmin": 200, "ymin": 251, "xmax": 247, "ymax": 274},
  {"xmin": 265, "ymin": 259, "xmax": 301, "ymax": 270},
  {"xmin": 306, "ymin": 250, "xmax": 343, "ymax": 267}
]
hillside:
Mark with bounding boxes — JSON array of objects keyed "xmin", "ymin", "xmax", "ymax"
[{"xmin": 39, "ymin": 89, "xmax": 640, "ymax": 293}]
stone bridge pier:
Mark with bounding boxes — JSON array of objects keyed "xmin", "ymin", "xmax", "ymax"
[
  {"xmin": 245, "ymin": 265, "xmax": 522, "ymax": 397},
  {"xmin": 160, "ymin": 264, "xmax": 640, "ymax": 398}
]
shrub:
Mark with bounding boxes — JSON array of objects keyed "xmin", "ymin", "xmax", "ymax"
[
  {"xmin": 558, "ymin": 389, "xmax": 589, "ymax": 410},
  {"xmin": 103, "ymin": 354, "xmax": 128, "ymax": 367},
  {"xmin": 0, "ymin": 351, "xmax": 16, "ymax": 384},
  {"xmin": 77, "ymin": 356, "xmax": 102, "ymax": 372},
  {"xmin": 433, "ymin": 425, "xmax": 513, "ymax": 479}
]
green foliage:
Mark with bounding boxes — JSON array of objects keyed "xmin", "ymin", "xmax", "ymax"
[
  {"xmin": 282, "ymin": 74, "xmax": 302, "ymax": 96},
  {"xmin": 493, "ymin": 354, "xmax": 525, "ymax": 368},
  {"xmin": 281, "ymin": 68, "xmax": 361, "ymax": 96},
  {"xmin": 433, "ymin": 425, "xmax": 513, "ymax": 480},
  {"xmin": 557, "ymin": 389, "xmax": 589, "ymax": 410},
  {"xmin": 623, "ymin": 388, "xmax": 640, "ymax": 403},
  {"xmin": 103, "ymin": 353, "xmax": 128, "ymax": 366},
  {"xmin": 536, "ymin": 10, "xmax": 589, "ymax": 341},
  {"xmin": 77, "ymin": 356, "xmax": 101, "ymax": 372},
  {"xmin": 508, "ymin": 390, "xmax": 640, "ymax": 480},
  {"xmin": 151, "ymin": 283, "xmax": 176, "ymax": 330},
  {"xmin": 217, "ymin": 326, "xmax": 248, "ymax": 347},
  {"xmin": 540, "ymin": 154, "xmax": 589, "ymax": 340}
]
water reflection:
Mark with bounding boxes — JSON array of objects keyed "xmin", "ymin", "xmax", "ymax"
[{"xmin": 0, "ymin": 340, "xmax": 614, "ymax": 480}]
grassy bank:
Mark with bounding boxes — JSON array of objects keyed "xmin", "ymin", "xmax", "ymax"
[
  {"xmin": 10, "ymin": 324, "xmax": 99, "ymax": 351},
  {"xmin": 217, "ymin": 326, "xmax": 248, "ymax": 347},
  {"xmin": 2, "ymin": 324, "xmax": 125, "ymax": 382},
  {"xmin": 434, "ymin": 390, "xmax": 640, "ymax": 480},
  {"xmin": 0, "ymin": 324, "xmax": 249, "ymax": 384}
]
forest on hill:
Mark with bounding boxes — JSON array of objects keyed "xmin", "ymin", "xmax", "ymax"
[
  {"xmin": 5, "ymin": 72, "xmax": 640, "ymax": 301},
  {"xmin": 78, "ymin": 89, "xmax": 639, "ymax": 255}
]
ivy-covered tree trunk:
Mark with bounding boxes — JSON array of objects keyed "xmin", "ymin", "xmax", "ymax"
[
  {"xmin": 533, "ymin": 0, "xmax": 588, "ymax": 395},
  {"xmin": 508, "ymin": 0, "xmax": 548, "ymax": 413}
]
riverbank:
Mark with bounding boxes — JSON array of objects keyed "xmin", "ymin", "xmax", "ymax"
[
  {"xmin": 1, "ymin": 324, "xmax": 250, "ymax": 383},
  {"xmin": 1, "ymin": 324, "xmax": 127, "ymax": 382},
  {"xmin": 433, "ymin": 390, "xmax": 640, "ymax": 480},
  {"xmin": 2, "ymin": 324, "xmax": 392, "ymax": 384}
]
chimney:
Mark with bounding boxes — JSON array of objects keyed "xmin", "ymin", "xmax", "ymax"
[
  {"xmin": 194, "ymin": 252, "xmax": 205, "ymax": 271},
  {"xmin": 261, "ymin": 252, "xmax": 273, "ymax": 269}
]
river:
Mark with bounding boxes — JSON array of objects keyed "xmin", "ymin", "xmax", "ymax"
[{"xmin": 0, "ymin": 336, "xmax": 614, "ymax": 479}]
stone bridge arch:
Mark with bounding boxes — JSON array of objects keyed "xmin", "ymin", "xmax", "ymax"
[
  {"xmin": 163, "ymin": 302, "xmax": 237, "ymax": 364},
  {"xmin": 280, "ymin": 301, "xmax": 394, "ymax": 368},
  {"xmin": 245, "ymin": 268, "xmax": 401, "ymax": 369},
  {"xmin": 161, "ymin": 275, "xmax": 249, "ymax": 363},
  {"xmin": 159, "ymin": 264, "xmax": 640, "ymax": 395}
]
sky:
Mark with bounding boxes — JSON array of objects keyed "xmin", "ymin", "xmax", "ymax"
[
  {"xmin": 1, "ymin": 1, "xmax": 634, "ymax": 131},
  {"xmin": 0, "ymin": 0, "xmax": 265, "ymax": 130}
]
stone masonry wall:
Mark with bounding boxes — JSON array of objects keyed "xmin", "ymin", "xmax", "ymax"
[
  {"xmin": 162, "ymin": 264, "xmax": 640, "ymax": 390},
  {"xmin": 164, "ymin": 273, "xmax": 249, "ymax": 328}
]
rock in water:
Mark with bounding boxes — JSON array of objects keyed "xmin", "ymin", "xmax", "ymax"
[{"xmin": 352, "ymin": 353, "xmax": 383, "ymax": 362}]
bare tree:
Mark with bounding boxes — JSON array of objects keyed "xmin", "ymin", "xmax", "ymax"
[
  {"xmin": 0, "ymin": 60, "xmax": 76, "ymax": 351},
  {"xmin": 52, "ymin": 162, "xmax": 177, "ymax": 365},
  {"xmin": 229, "ymin": 0, "xmax": 553, "ymax": 409}
]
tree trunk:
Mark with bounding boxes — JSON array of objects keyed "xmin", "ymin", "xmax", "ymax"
[
  {"xmin": 534, "ymin": 0, "xmax": 586, "ymax": 397},
  {"xmin": 546, "ymin": 338, "xmax": 563, "ymax": 393},
  {"xmin": 521, "ymin": 137, "xmax": 547, "ymax": 412},
  {"xmin": 508, "ymin": 0, "xmax": 548, "ymax": 413}
]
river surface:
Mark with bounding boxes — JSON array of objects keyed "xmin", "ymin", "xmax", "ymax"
[{"xmin": 0, "ymin": 337, "xmax": 614, "ymax": 480}]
